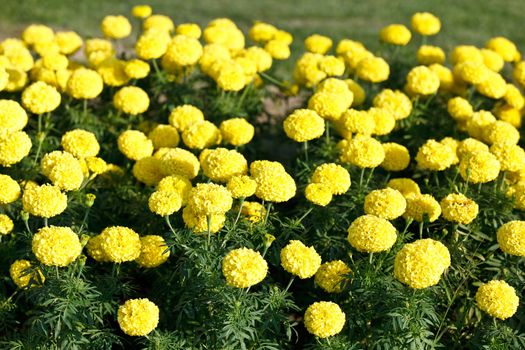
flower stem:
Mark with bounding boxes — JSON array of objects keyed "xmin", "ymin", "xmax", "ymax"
[
  {"xmin": 283, "ymin": 276, "xmax": 295, "ymax": 294},
  {"xmin": 206, "ymin": 214, "xmax": 212, "ymax": 248},
  {"xmin": 152, "ymin": 59, "xmax": 164, "ymax": 82},
  {"xmin": 165, "ymin": 216, "xmax": 176, "ymax": 235},
  {"xmin": 233, "ymin": 198, "xmax": 245, "ymax": 227},
  {"xmin": 263, "ymin": 202, "xmax": 272, "ymax": 225},
  {"xmin": 303, "ymin": 141, "xmax": 309, "ymax": 162}
]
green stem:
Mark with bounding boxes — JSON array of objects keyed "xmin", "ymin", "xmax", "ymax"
[
  {"xmin": 83, "ymin": 99, "xmax": 88, "ymax": 118},
  {"xmin": 419, "ymin": 221, "xmax": 424, "ymax": 239},
  {"xmin": 325, "ymin": 120, "xmax": 330, "ymax": 144},
  {"xmin": 232, "ymin": 198, "xmax": 245, "ymax": 227},
  {"xmin": 165, "ymin": 215, "xmax": 176, "ymax": 235},
  {"xmin": 369, "ymin": 253, "xmax": 374, "ymax": 265},
  {"xmin": 259, "ymin": 72, "xmax": 287, "ymax": 88},
  {"xmin": 283, "ymin": 276, "xmax": 295, "ymax": 294},
  {"xmin": 79, "ymin": 207, "xmax": 91, "ymax": 233},
  {"xmin": 298, "ymin": 207, "xmax": 313, "ymax": 223},
  {"xmin": 206, "ymin": 214, "xmax": 212, "ymax": 249},
  {"xmin": 263, "ymin": 202, "xmax": 272, "ymax": 225},
  {"xmin": 359, "ymin": 168, "xmax": 366, "ymax": 188},
  {"xmin": 303, "ymin": 141, "xmax": 309, "ymax": 162},
  {"xmin": 364, "ymin": 167, "xmax": 375, "ymax": 187},
  {"xmin": 152, "ymin": 59, "xmax": 164, "ymax": 82},
  {"xmin": 44, "ymin": 218, "xmax": 48, "ymax": 227}
]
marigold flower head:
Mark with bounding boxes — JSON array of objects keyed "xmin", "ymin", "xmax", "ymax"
[
  {"xmin": 22, "ymin": 81, "xmax": 61, "ymax": 114},
  {"xmin": 0, "ymin": 214, "xmax": 14, "ymax": 235},
  {"xmin": 118, "ymin": 130, "xmax": 154, "ymax": 161},
  {"xmin": 280, "ymin": 240, "xmax": 321, "ymax": 279},
  {"xmin": 10, "ymin": 259, "xmax": 45, "ymax": 288},
  {"xmin": 148, "ymin": 190, "xmax": 182, "ymax": 217},
  {"xmin": 304, "ymin": 34, "xmax": 332, "ymax": 54},
  {"xmin": 135, "ymin": 32, "xmax": 170, "ymax": 60},
  {"xmin": 22, "ymin": 184, "xmax": 67, "ymax": 218},
  {"xmin": 200, "ymin": 148, "xmax": 248, "ymax": 183},
  {"xmin": 387, "ymin": 178, "xmax": 421, "ymax": 197},
  {"xmin": 187, "ymin": 183, "xmax": 233, "ymax": 216},
  {"xmin": 483, "ymin": 121, "xmax": 519, "ymax": 145},
  {"xmin": 40, "ymin": 151, "xmax": 84, "ymax": 191},
  {"xmin": 364, "ymin": 188, "xmax": 406, "ymax": 220},
  {"xmin": 447, "ymin": 97, "xmax": 473, "ymax": 121},
  {"xmin": 305, "ymin": 183, "xmax": 332, "ymax": 206},
  {"xmin": 222, "ymin": 247, "xmax": 268, "ymax": 288},
  {"xmin": 66, "ymin": 68, "xmax": 104, "ymax": 100},
  {"xmin": 403, "ymin": 193, "xmax": 441, "ymax": 222},
  {"xmin": 381, "ymin": 142, "xmax": 410, "ymax": 171},
  {"xmin": 264, "ymin": 40, "xmax": 291, "ymax": 60},
  {"xmin": 176, "ymin": 23, "xmax": 202, "ymax": 39},
  {"xmin": 241, "ymin": 201, "xmax": 266, "ymax": 223},
  {"xmin": 135, "ymin": 235, "xmax": 170, "ymax": 268},
  {"xmin": 283, "ymin": 109, "xmax": 325, "ymax": 142},
  {"xmin": 490, "ymin": 143, "xmax": 525, "ymax": 172},
  {"xmin": 311, "ymin": 163, "xmax": 350, "ymax": 195},
  {"xmin": 356, "ymin": 56, "xmax": 390, "ymax": 83},
  {"xmin": 429, "ymin": 63, "xmax": 455, "ymax": 91},
  {"xmin": 318, "ymin": 55, "xmax": 345, "ymax": 76},
  {"xmin": 481, "ymin": 49, "xmax": 504, "ymax": 72},
  {"xmin": 124, "ymin": 59, "xmax": 150, "ymax": 79},
  {"xmin": 0, "ymin": 100, "xmax": 28, "ymax": 136},
  {"xmin": 337, "ymin": 109, "xmax": 374, "ymax": 137},
  {"xmin": 251, "ymin": 161, "xmax": 296, "ymax": 203},
  {"xmin": 486, "ymin": 37, "xmax": 518, "ymax": 62},
  {"xmin": 307, "ymin": 91, "xmax": 351, "ymax": 122},
  {"xmin": 347, "ymin": 214, "xmax": 397, "ymax": 253},
  {"xmin": 304, "ymin": 301, "xmax": 345, "ymax": 338},
  {"xmin": 373, "ymin": 89, "xmax": 412, "ymax": 121},
  {"xmin": 457, "ymin": 138, "xmax": 489, "ymax": 160},
  {"xmin": 220, "ymin": 118, "xmax": 254, "ymax": 146},
  {"xmin": 118, "ymin": 298, "xmax": 159, "ymax": 336},
  {"xmin": 417, "ymin": 45, "xmax": 446, "ymax": 65},
  {"xmin": 101, "ymin": 15, "xmax": 131, "ymax": 39},
  {"xmin": 380, "ymin": 24, "xmax": 411, "ymax": 46},
  {"xmin": 0, "ymin": 174, "xmax": 21, "ymax": 204},
  {"xmin": 415, "ymin": 139, "xmax": 456, "ymax": 171},
  {"xmin": 182, "ymin": 206, "xmax": 226, "ymax": 234},
  {"xmin": 182, "ymin": 121, "xmax": 221, "ymax": 149},
  {"xmin": 227, "ymin": 175, "xmax": 256, "ymax": 199},
  {"xmin": 394, "ymin": 239, "xmax": 450, "ymax": 289},
  {"xmin": 476, "ymin": 280, "xmax": 519, "ymax": 320},
  {"xmin": 0, "ymin": 131, "xmax": 32, "ymax": 167},
  {"xmin": 163, "ymin": 35, "xmax": 203, "ymax": 68},
  {"xmin": 132, "ymin": 5, "xmax": 152, "ymax": 19},
  {"xmin": 406, "ymin": 66, "xmax": 440, "ymax": 95},
  {"xmin": 454, "ymin": 61, "xmax": 489, "ymax": 85},
  {"xmin": 249, "ymin": 22, "xmax": 278, "ymax": 42},
  {"xmin": 340, "ymin": 135, "xmax": 385, "ymax": 168},
  {"xmin": 113, "ymin": 86, "xmax": 149, "ymax": 115},
  {"xmin": 157, "ymin": 174, "xmax": 192, "ymax": 205},
  {"xmin": 132, "ymin": 156, "xmax": 164, "ymax": 186},
  {"xmin": 315, "ymin": 260, "xmax": 351, "ymax": 293},
  {"xmin": 411, "ymin": 12, "xmax": 441, "ymax": 36},
  {"xmin": 97, "ymin": 59, "xmax": 130, "ymax": 87},
  {"xmin": 32, "ymin": 226, "xmax": 81, "ymax": 267},
  {"xmin": 86, "ymin": 235, "xmax": 108, "ymax": 262},
  {"xmin": 99, "ymin": 226, "xmax": 142, "ymax": 263},
  {"xmin": 144, "ymin": 14, "xmax": 175, "ymax": 33},
  {"xmin": 61, "ymin": 129, "xmax": 100, "ymax": 158},
  {"xmin": 369, "ymin": 107, "xmax": 395, "ymax": 135},
  {"xmin": 459, "ymin": 151, "xmax": 500, "ymax": 184},
  {"xmin": 440, "ymin": 193, "xmax": 478, "ymax": 224},
  {"xmin": 168, "ymin": 104, "xmax": 205, "ymax": 132},
  {"xmin": 148, "ymin": 124, "xmax": 180, "ymax": 149},
  {"xmin": 497, "ymin": 221, "xmax": 525, "ymax": 256},
  {"xmin": 476, "ymin": 71, "xmax": 507, "ymax": 99},
  {"xmin": 503, "ymin": 84, "xmax": 524, "ymax": 110},
  {"xmin": 157, "ymin": 147, "xmax": 200, "ymax": 179}
]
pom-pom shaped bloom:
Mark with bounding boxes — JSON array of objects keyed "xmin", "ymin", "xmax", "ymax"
[
  {"xmin": 118, "ymin": 130, "xmax": 154, "ymax": 161},
  {"xmin": 113, "ymin": 86, "xmax": 149, "ymax": 115},
  {"xmin": 411, "ymin": 12, "xmax": 441, "ymax": 36},
  {"xmin": 148, "ymin": 190, "xmax": 182, "ymax": 217},
  {"xmin": 415, "ymin": 139, "xmax": 456, "ymax": 171},
  {"xmin": 364, "ymin": 188, "xmax": 406, "ymax": 220},
  {"xmin": 101, "ymin": 15, "xmax": 131, "ymax": 39},
  {"xmin": 169, "ymin": 104, "xmax": 205, "ymax": 132},
  {"xmin": 381, "ymin": 143, "xmax": 410, "ymax": 171},
  {"xmin": 457, "ymin": 138, "xmax": 489, "ymax": 160},
  {"xmin": 132, "ymin": 157, "xmax": 164, "ymax": 186},
  {"xmin": 163, "ymin": 35, "xmax": 203, "ymax": 67},
  {"xmin": 394, "ymin": 239, "xmax": 450, "ymax": 289},
  {"xmin": 182, "ymin": 121, "xmax": 221, "ymax": 149},
  {"xmin": 176, "ymin": 23, "xmax": 202, "ymax": 39},
  {"xmin": 32, "ymin": 226, "xmax": 81, "ymax": 267},
  {"xmin": 135, "ymin": 235, "xmax": 170, "ymax": 268},
  {"xmin": 0, "ymin": 100, "xmax": 28, "ymax": 136},
  {"xmin": 459, "ymin": 151, "xmax": 500, "ymax": 184},
  {"xmin": 481, "ymin": 48, "xmax": 505, "ymax": 72},
  {"xmin": 280, "ymin": 240, "xmax": 321, "ymax": 279},
  {"xmin": 158, "ymin": 147, "xmax": 200, "ymax": 179},
  {"xmin": 403, "ymin": 194, "xmax": 441, "ymax": 222},
  {"xmin": 283, "ymin": 109, "xmax": 325, "ymax": 142},
  {"xmin": 340, "ymin": 136, "xmax": 385, "ymax": 168},
  {"xmin": 148, "ymin": 124, "xmax": 180, "ymax": 149},
  {"xmin": 483, "ymin": 121, "xmax": 519, "ymax": 146},
  {"xmin": 251, "ymin": 161, "xmax": 297, "ymax": 203},
  {"xmin": 22, "ymin": 184, "xmax": 67, "ymax": 218},
  {"xmin": 305, "ymin": 183, "xmax": 332, "ymax": 206},
  {"xmin": 220, "ymin": 118, "xmax": 254, "ymax": 146},
  {"xmin": 22, "ymin": 24, "xmax": 54, "ymax": 45},
  {"xmin": 304, "ymin": 34, "xmax": 332, "ymax": 54},
  {"xmin": 249, "ymin": 22, "xmax": 278, "ymax": 42},
  {"xmin": 486, "ymin": 37, "xmax": 519, "ymax": 62},
  {"xmin": 22, "ymin": 81, "xmax": 61, "ymax": 114},
  {"xmin": 86, "ymin": 235, "xmax": 109, "ymax": 262},
  {"xmin": 356, "ymin": 56, "xmax": 390, "ymax": 83},
  {"xmin": 380, "ymin": 24, "xmax": 411, "ymax": 46},
  {"xmin": 387, "ymin": 178, "xmax": 421, "ymax": 197},
  {"xmin": 265, "ymin": 40, "xmax": 291, "ymax": 60},
  {"xmin": 143, "ymin": 14, "xmax": 175, "ymax": 33},
  {"xmin": 447, "ymin": 97, "xmax": 473, "ymax": 121},
  {"xmin": 476, "ymin": 71, "xmax": 507, "ymax": 99},
  {"xmin": 135, "ymin": 32, "xmax": 170, "ymax": 60},
  {"xmin": 417, "ymin": 45, "xmax": 446, "ymax": 65},
  {"xmin": 67, "ymin": 68, "xmax": 104, "ymax": 100},
  {"xmin": 311, "ymin": 163, "xmax": 350, "ymax": 195},
  {"xmin": 241, "ymin": 201, "xmax": 266, "ymax": 223},
  {"xmin": 182, "ymin": 206, "xmax": 226, "ymax": 234},
  {"xmin": 61, "ymin": 129, "xmax": 100, "ymax": 158},
  {"xmin": 373, "ymin": 89, "xmax": 412, "ymax": 121},
  {"xmin": 132, "ymin": 5, "xmax": 152, "ymax": 19},
  {"xmin": 475, "ymin": 280, "xmax": 519, "ymax": 320},
  {"xmin": 118, "ymin": 299, "xmax": 159, "ymax": 336},
  {"xmin": 222, "ymin": 247, "xmax": 268, "ymax": 288},
  {"xmin": 0, "ymin": 130, "xmax": 31, "ymax": 164},
  {"xmin": 369, "ymin": 107, "xmax": 395, "ymax": 136},
  {"xmin": 187, "ymin": 183, "xmax": 233, "ymax": 216},
  {"xmin": 41, "ymin": 151, "xmax": 84, "ymax": 191},
  {"xmin": 307, "ymin": 92, "xmax": 351, "ymax": 122},
  {"xmin": 10, "ymin": 260, "xmax": 44, "ymax": 288},
  {"xmin": 157, "ymin": 174, "xmax": 193, "ymax": 205},
  {"xmin": 200, "ymin": 148, "xmax": 248, "ymax": 183},
  {"xmin": 466, "ymin": 110, "xmax": 497, "ymax": 139},
  {"xmin": 497, "ymin": 221, "xmax": 525, "ymax": 256},
  {"xmin": 454, "ymin": 61, "xmax": 489, "ymax": 85},
  {"xmin": 440, "ymin": 193, "xmax": 479, "ymax": 224},
  {"xmin": 124, "ymin": 59, "xmax": 150, "ymax": 79},
  {"xmin": 315, "ymin": 260, "xmax": 352, "ymax": 293},
  {"xmin": 0, "ymin": 174, "xmax": 21, "ymax": 204},
  {"xmin": 304, "ymin": 301, "xmax": 345, "ymax": 338},
  {"xmin": 337, "ymin": 109, "xmax": 374, "ymax": 137},
  {"xmin": 347, "ymin": 215, "xmax": 397, "ymax": 253},
  {"xmin": 406, "ymin": 66, "xmax": 440, "ymax": 95},
  {"xmin": 490, "ymin": 143, "xmax": 525, "ymax": 172},
  {"xmin": 99, "ymin": 226, "xmax": 142, "ymax": 263},
  {"xmin": 227, "ymin": 175, "xmax": 257, "ymax": 199},
  {"xmin": 503, "ymin": 84, "xmax": 525, "ymax": 110},
  {"xmin": 0, "ymin": 214, "xmax": 14, "ymax": 235}
]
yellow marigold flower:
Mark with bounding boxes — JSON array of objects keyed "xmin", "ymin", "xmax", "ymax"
[
  {"xmin": 157, "ymin": 174, "xmax": 192, "ymax": 204},
  {"xmin": 157, "ymin": 147, "xmax": 200, "ymax": 179},
  {"xmin": 336, "ymin": 39, "xmax": 365, "ymax": 55},
  {"xmin": 241, "ymin": 201, "xmax": 266, "ymax": 223},
  {"xmin": 273, "ymin": 30, "xmax": 293, "ymax": 45},
  {"xmin": 283, "ymin": 109, "xmax": 325, "ymax": 142},
  {"xmin": 457, "ymin": 138, "xmax": 489, "ymax": 160},
  {"xmin": 315, "ymin": 260, "xmax": 351, "ymax": 293},
  {"xmin": 483, "ymin": 121, "xmax": 519, "ymax": 145},
  {"xmin": 32, "ymin": 226, "xmax": 81, "ymax": 267},
  {"xmin": 113, "ymin": 86, "xmax": 149, "ymax": 115},
  {"xmin": 85, "ymin": 156, "xmax": 107, "ymax": 175},
  {"xmin": 176, "ymin": 23, "xmax": 202, "ymax": 39},
  {"xmin": 387, "ymin": 178, "xmax": 421, "ymax": 197},
  {"xmin": 347, "ymin": 214, "xmax": 397, "ymax": 253},
  {"xmin": 86, "ymin": 235, "xmax": 109, "ymax": 262},
  {"xmin": 135, "ymin": 235, "xmax": 170, "ymax": 268},
  {"xmin": 476, "ymin": 71, "xmax": 507, "ymax": 99},
  {"xmin": 364, "ymin": 188, "xmax": 406, "ymax": 220},
  {"xmin": 305, "ymin": 183, "xmax": 332, "ymax": 206},
  {"xmin": 503, "ymin": 84, "xmax": 524, "ymax": 109},
  {"xmin": 264, "ymin": 40, "xmax": 291, "ymax": 60},
  {"xmin": 249, "ymin": 22, "xmax": 277, "ymax": 42},
  {"xmin": 55, "ymin": 31, "xmax": 82, "ymax": 55},
  {"xmin": 135, "ymin": 32, "xmax": 170, "ymax": 60},
  {"xmin": 459, "ymin": 150, "xmax": 500, "ymax": 184},
  {"xmin": 373, "ymin": 89, "xmax": 412, "ymax": 121},
  {"xmin": 497, "ymin": 221, "xmax": 525, "ymax": 256},
  {"xmin": 132, "ymin": 157, "xmax": 164, "ymax": 186},
  {"xmin": 187, "ymin": 183, "xmax": 233, "ymax": 216},
  {"xmin": 214, "ymin": 62, "xmax": 247, "ymax": 91},
  {"xmin": 476, "ymin": 280, "xmax": 519, "ymax": 320},
  {"xmin": 222, "ymin": 247, "xmax": 268, "ymax": 288},
  {"xmin": 97, "ymin": 59, "xmax": 130, "ymax": 87},
  {"xmin": 318, "ymin": 56, "xmax": 345, "ymax": 76},
  {"xmin": 439, "ymin": 137, "xmax": 459, "ymax": 165},
  {"xmin": 394, "ymin": 238, "xmax": 450, "ymax": 289},
  {"xmin": 429, "ymin": 63, "xmax": 455, "ymax": 91},
  {"xmin": 169, "ymin": 104, "xmax": 205, "ymax": 132},
  {"xmin": 494, "ymin": 104, "xmax": 522, "ymax": 128},
  {"xmin": 411, "ymin": 12, "xmax": 441, "ymax": 36},
  {"xmin": 67, "ymin": 68, "xmax": 104, "ymax": 100},
  {"xmin": 486, "ymin": 37, "xmax": 518, "ymax": 62},
  {"xmin": 481, "ymin": 49, "xmax": 504, "ymax": 72},
  {"xmin": 61, "ymin": 129, "xmax": 99, "ymax": 158},
  {"xmin": 227, "ymin": 175, "xmax": 256, "ymax": 199},
  {"xmin": 99, "ymin": 226, "xmax": 141, "ymax": 263},
  {"xmin": 10, "ymin": 260, "xmax": 44, "ymax": 288},
  {"xmin": 508, "ymin": 182, "xmax": 525, "ymax": 210},
  {"xmin": 454, "ymin": 61, "xmax": 490, "ymax": 85},
  {"xmin": 416, "ymin": 139, "xmax": 456, "ymax": 171},
  {"xmin": 380, "ymin": 24, "xmax": 411, "ymax": 46},
  {"xmin": 144, "ymin": 14, "xmax": 175, "ymax": 33},
  {"xmin": 132, "ymin": 5, "xmax": 152, "ymax": 19},
  {"xmin": 344, "ymin": 79, "xmax": 366, "ymax": 106},
  {"xmin": 101, "ymin": 15, "xmax": 131, "ymax": 40},
  {"xmin": 381, "ymin": 143, "xmax": 410, "ymax": 171},
  {"xmin": 22, "ymin": 24, "xmax": 54, "ymax": 45},
  {"xmin": 242, "ymin": 46, "xmax": 273, "ymax": 72},
  {"xmin": 21, "ymin": 81, "xmax": 61, "ymax": 114},
  {"xmin": 369, "ymin": 107, "xmax": 395, "ymax": 135},
  {"xmin": 147, "ymin": 124, "xmax": 180, "ymax": 149},
  {"xmin": 337, "ymin": 109, "xmax": 375, "ymax": 137},
  {"xmin": 356, "ymin": 56, "xmax": 390, "ymax": 83},
  {"xmin": 0, "ymin": 67, "xmax": 8, "ymax": 91},
  {"xmin": 163, "ymin": 35, "xmax": 203, "ymax": 68},
  {"xmin": 41, "ymin": 53, "xmax": 68, "ymax": 71},
  {"xmin": 513, "ymin": 61, "xmax": 525, "ymax": 88},
  {"xmin": 182, "ymin": 206, "xmax": 226, "ymax": 233},
  {"xmin": 304, "ymin": 301, "xmax": 345, "ymax": 338},
  {"xmin": 41, "ymin": 151, "xmax": 84, "ymax": 191},
  {"xmin": 148, "ymin": 190, "xmax": 182, "ymax": 217},
  {"xmin": 0, "ymin": 131, "xmax": 32, "ymax": 167},
  {"xmin": 308, "ymin": 91, "xmax": 352, "ymax": 122},
  {"xmin": 124, "ymin": 59, "xmax": 150, "ymax": 80},
  {"xmin": 22, "ymin": 184, "xmax": 67, "ymax": 218},
  {"xmin": 118, "ymin": 298, "xmax": 159, "ymax": 336},
  {"xmin": 220, "ymin": 118, "xmax": 254, "ymax": 146},
  {"xmin": 118, "ymin": 130, "xmax": 154, "ymax": 161},
  {"xmin": 406, "ymin": 66, "xmax": 440, "ymax": 95},
  {"xmin": 311, "ymin": 163, "xmax": 350, "ymax": 195},
  {"xmin": 440, "ymin": 193, "xmax": 479, "ymax": 225},
  {"xmin": 490, "ymin": 143, "xmax": 525, "ymax": 172},
  {"xmin": 251, "ymin": 160, "xmax": 297, "ymax": 203},
  {"xmin": 280, "ymin": 240, "xmax": 321, "ymax": 279},
  {"xmin": 447, "ymin": 97, "xmax": 473, "ymax": 121},
  {"xmin": 404, "ymin": 194, "xmax": 441, "ymax": 222},
  {"xmin": 200, "ymin": 148, "xmax": 247, "ymax": 183},
  {"xmin": 417, "ymin": 45, "xmax": 446, "ymax": 65},
  {"xmin": 293, "ymin": 52, "xmax": 327, "ymax": 87},
  {"xmin": 0, "ymin": 214, "xmax": 14, "ymax": 235},
  {"xmin": 182, "ymin": 121, "xmax": 221, "ymax": 149},
  {"xmin": 0, "ymin": 174, "xmax": 21, "ymax": 204},
  {"xmin": 340, "ymin": 135, "xmax": 385, "ymax": 168},
  {"xmin": 304, "ymin": 34, "xmax": 332, "ymax": 54}
]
